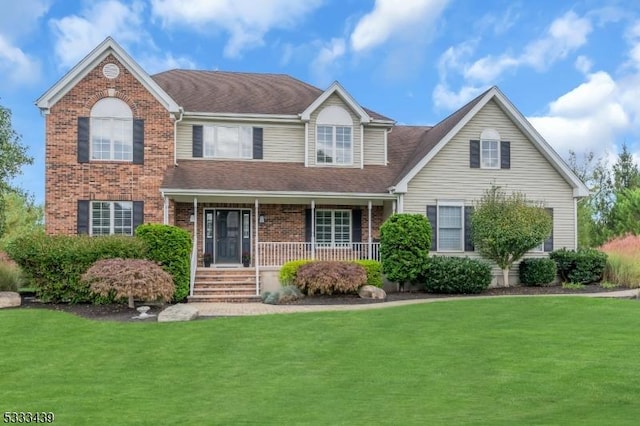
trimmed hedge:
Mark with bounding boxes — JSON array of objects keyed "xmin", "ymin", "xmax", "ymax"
[
  {"xmin": 353, "ymin": 259, "xmax": 383, "ymax": 288},
  {"xmin": 135, "ymin": 224, "xmax": 191, "ymax": 302},
  {"xmin": 423, "ymin": 256, "xmax": 492, "ymax": 294},
  {"xmin": 294, "ymin": 261, "xmax": 367, "ymax": 295},
  {"xmin": 519, "ymin": 258, "xmax": 557, "ymax": 286},
  {"xmin": 5, "ymin": 234, "xmax": 147, "ymax": 303},
  {"xmin": 278, "ymin": 259, "xmax": 313, "ymax": 286},
  {"xmin": 550, "ymin": 248, "xmax": 607, "ymax": 284}
]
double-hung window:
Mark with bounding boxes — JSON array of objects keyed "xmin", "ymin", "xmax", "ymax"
[
  {"xmin": 90, "ymin": 98, "xmax": 133, "ymax": 161},
  {"xmin": 316, "ymin": 105, "xmax": 353, "ymax": 165},
  {"xmin": 480, "ymin": 129, "xmax": 500, "ymax": 169},
  {"xmin": 438, "ymin": 204, "xmax": 463, "ymax": 251},
  {"xmin": 91, "ymin": 201, "xmax": 133, "ymax": 236},
  {"xmin": 316, "ymin": 210, "xmax": 351, "ymax": 247},
  {"xmin": 203, "ymin": 125, "xmax": 252, "ymax": 159}
]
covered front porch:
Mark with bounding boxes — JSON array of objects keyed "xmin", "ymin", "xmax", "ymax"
[{"xmin": 162, "ymin": 193, "xmax": 397, "ymax": 296}]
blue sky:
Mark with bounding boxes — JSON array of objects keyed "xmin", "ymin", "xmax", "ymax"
[{"xmin": 1, "ymin": 0, "xmax": 639, "ymax": 203}]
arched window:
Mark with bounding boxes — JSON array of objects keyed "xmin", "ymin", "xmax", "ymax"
[
  {"xmin": 90, "ymin": 98, "xmax": 133, "ymax": 161},
  {"xmin": 480, "ymin": 128, "xmax": 500, "ymax": 169},
  {"xmin": 316, "ymin": 105, "xmax": 353, "ymax": 165}
]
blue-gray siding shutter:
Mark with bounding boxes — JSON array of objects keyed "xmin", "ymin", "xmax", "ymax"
[
  {"xmin": 544, "ymin": 208, "xmax": 554, "ymax": 252},
  {"xmin": 133, "ymin": 119, "xmax": 144, "ymax": 164},
  {"xmin": 192, "ymin": 125, "xmax": 203, "ymax": 158},
  {"xmin": 500, "ymin": 141, "xmax": 510, "ymax": 169},
  {"xmin": 253, "ymin": 127, "xmax": 263, "ymax": 159},
  {"xmin": 133, "ymin": 201, "xmax": 144, "ymax": 232},
  {"xmin": 464, "ymin": 206, "xmax": 475, "ymax": 251},
  {"xmin": 305, "ymin": 209, "xmax": 312, "ymax": 242},
  {"xmin": 77, "ymin": 200, "xmax": 89, "ymax": 235},
  {"xmin": 470, "ymin": 140, "xmax": 480, "ymax": 168},
  {"xmin": 352, "ymin": 209, "xmax": 362, "ymax": 243},
  {"xmin": 77, "ymin": 117, "xmax": 90, "ymax": 163},
  {"xmin": 426, "ymin": 205, "xmax": 437, "ymax": 251}
]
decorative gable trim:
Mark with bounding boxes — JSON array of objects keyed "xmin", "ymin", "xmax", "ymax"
[
  {"xmin": 300, "ymin": 81, "xmax": 371, "ymax": 124},
  {"xmin": 393, "ymin": 87, "xmax": 589, "ymax": 197},
  {"xmin": 36, "ymin": 37, "xmax": 180, "ymax": 114}
]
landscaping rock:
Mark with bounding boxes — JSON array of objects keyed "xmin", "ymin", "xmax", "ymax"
[
  {"xmin": 158, "ymin": 304, "xmax": 199, "ymax": 322},
  {"xmin": 358, "ymin": 285, "xmax": 386, "ymax": 300},
  {"xmin": 0, "ymin": 292, "xmax": 21, "ymax": 308}
]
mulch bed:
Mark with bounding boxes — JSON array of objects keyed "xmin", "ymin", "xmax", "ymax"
[{"xmin": 12, "ymin": 284, "xmax": 631, "ymax": 322}]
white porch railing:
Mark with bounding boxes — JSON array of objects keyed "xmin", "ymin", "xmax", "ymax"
[{"xmin": 258, "ymin": 242, "xmax": 380, "ymax": 267}]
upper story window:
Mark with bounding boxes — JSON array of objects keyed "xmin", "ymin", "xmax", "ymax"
[
  {"xmin": 316, "ymin": 105, "xmax": 353, "ymax": 165},
  {"xmin": 90, "ymin": 98, "xmax": 133, "ymax": 161},
  {"xmin": 480, "ymin": 129, "xmax": 500, "ymax": 169},
  {"xmin": 203, "ymin": 125, "xmax": 252, "ymax": 159}
]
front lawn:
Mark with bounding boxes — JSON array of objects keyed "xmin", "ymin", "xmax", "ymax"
[{"xmin": 2, "ymin": 298, "xmax": 640, "ymax": 424}]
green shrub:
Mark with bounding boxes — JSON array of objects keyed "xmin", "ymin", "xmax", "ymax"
[
  {"xmin": 562, "ymin": 282, "xmax": 585, "ymax": 290},
  {"xmin": 519, "ymin": 258, "xmax": 557, "ymax": 286},
  {"xmin": 135, "ymin": 224, "xmax": 191, "ymax": 302},
  {"xmin": 353, "ymin": 259, "xmax": 383, "ymax": 288},
  {"xmin": 0, "ymin": 262, "xmax": 22, "ymax": 291},
  {"xmin": 423, "ymin": 256, "xmax": 492, "ymax": 294},
  {"xmin": 5, "ymin": 234, "xmax": 147, "ymax": 303},
  {"xmin": 380, "ymin": 213, "xmax": 431, "ymax": 288},
  {"xmin": 278, "ymin": 259, "xmax": 313, "ymax": 285},
  {"xmin": 294, "ymin": 261, "xmax": 367, "ymax": 295},
  {"xmin": 550, "ymin": 248, "xmax": 607, "ymax": 284}
]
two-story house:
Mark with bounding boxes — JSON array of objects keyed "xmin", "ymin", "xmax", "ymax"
[{"xmin": 36, "ymin": 38, "xmax": 588, "ymax": 300}]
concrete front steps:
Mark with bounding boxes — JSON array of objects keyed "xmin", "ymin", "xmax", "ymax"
[{"xmin": 188, "ymin": 267, "xmax": 262, "ymax": 303}]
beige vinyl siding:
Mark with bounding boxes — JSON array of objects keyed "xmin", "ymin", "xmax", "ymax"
[
  {"xmin": 308, "ymin": 93, "xmax": 362, "ymax": 167},
  {"xmin": 403, "ymin": 100, "xmax": 576, "ymax": 284},
  {"xmin": 363, "ymin": 127, "xmax": 386, "ymax": 165},
  {"xmin": 176, "ymin": 119, "xmax": 305, "ymax": 162}
]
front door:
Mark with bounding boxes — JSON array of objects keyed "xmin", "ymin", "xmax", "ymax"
[{"xmin": 215, "ymin": 210, "xmax": 241, "ymax": 264}]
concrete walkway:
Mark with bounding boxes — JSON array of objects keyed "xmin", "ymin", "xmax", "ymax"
[{"xmin": 190, "ymin": 289, "xmax": 639, "ymax": 317}]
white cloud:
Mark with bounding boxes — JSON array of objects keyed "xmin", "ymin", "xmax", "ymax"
[
  {"xmin": 310, "ymin": 38, "xmax": 346, "ymax": 86},
  {"xmin": 50, "ymin": 0, "xmax": 147, "ymax": 69},
  {"xmin": 575, "ymin": 55, "xmax": 592, "ymax": 74},
  {"xmin": 0, "ymin": 0, "xmax": 51, "ymax": 39},
  {"xmin": 0, "ymin": 35, "xmax": 41, "ymax": 86},
  {"xmin": 350, "ymin": 0, "xmax": 450, "ymax": 52},
  {"xmin": 432, "ymin": 83, "xmax": 484, "ymax": 110},
  {"xmin": 150, "ymin": 0, "xmax": 322, "ymax": 58}
]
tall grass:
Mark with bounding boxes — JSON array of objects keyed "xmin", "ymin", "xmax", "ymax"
[
  {"xmin": 0, "ymin": 261, "xmax": 23, "ymax": 291},
  {"xmin": 600, "ymin": 234, "xmax": 640, "ymax": 288}
]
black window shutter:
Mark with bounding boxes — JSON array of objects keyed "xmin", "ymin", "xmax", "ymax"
[
  {"xmin": 77, "ymin": 200, "xmax": 90, "ymax": 235},
  {"xmin": 470, "ymin": 140, "xmax": 480, "ymax": 168},
  {"xmin": 78, "ymin": 117, "xmax": 90, "ymax": 163},
  {"xmin": 305, "ymin": 209, "xmax": 312, "ymax": 242},
  {"xmin": 352, "ymin": 209, "xmax": 362, "ymax": 243},
  {"xmin": 544, "ymin": 208, "xmax": 554, "ymax": 252},
  {"xmin": 133, "ymin": 119, "xmax": 144, "ymax": 164},
  {"xmin": 192, "ymin": 125, "xmax": 203, "ymax": 158},
  {"xmin": 464, "ymin": 206, "xmax": 475, "ymax": 251},
  {"xmin": 253, "ymin": 127, "xmax": 263, "ymax": 159},
  {"xmin": 426, "ymin": 205, "xmax": 437, "ymax": 251},
  {"xmin": 500, "ymin": 141, "xmax": 510, "ymax": 169},
  {"xmin": 133, "ymin": 201, "xmax": 144, "ymax": 232}
]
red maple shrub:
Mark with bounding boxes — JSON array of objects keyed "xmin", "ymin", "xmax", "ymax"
[
  {"xmin": 293, "ymin": 261, "xmax": 367, "ymax": 295},
  {"xmin": 81, "ymin": 258, "xmax": 174, "ymax": 308}
]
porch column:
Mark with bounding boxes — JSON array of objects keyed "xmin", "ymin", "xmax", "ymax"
[
  {"xmin": 367, "ymin": 200, "xmax": 372, "ymax": 260},
  {"xmin": 311, "ymin": 200, "xmax": 316, "ymax": 260},
  {"xmin": 392, "ymin": 200, "xmax": 397, "ymax": 214},
  {"xmin": 255, "ymin": 199, "xmax": 260, "ymax": 296},
  {"xmin": 163, "ymin": 196, "xmax": 169, "ymax": 225},
  {"xmin": 190, "ymin": 197, "xmax": 198, "ymax": 297}
]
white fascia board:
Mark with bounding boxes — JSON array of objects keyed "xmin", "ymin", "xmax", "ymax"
[
  {"xmin": 300, "ymin": 81, "xmax": 371, "ymax": 124},
  {"xmin": 36, "ymin": 37, "xmax": 180, "ymax": 114},
  {"xmin": 159, "ymin": 188, "xmax": 396, "ymax": 200},
  {"xmin": 183, "ymin": 111, "xmax": 301, "ymax": 123}
]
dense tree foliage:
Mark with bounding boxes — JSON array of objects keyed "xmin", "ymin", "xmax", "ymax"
[
  {"xmin": 471, "ymin": 186, "xmax": 552, "ymax": 287},
  {"xmin": 0, "ymin": 190, "xmax": 43, "ymax": 249}
]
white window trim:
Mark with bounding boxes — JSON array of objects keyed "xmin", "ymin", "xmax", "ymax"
[
  {"xmin": 436, "ymin": 201, "xmax": 464, "ymax": 253},
  {"xmin": 316, "ymin": 125, "xmax": 354, "ymax": 166},
  {"xmin": 90, "ymin": 201, "xmax": 133, "ymax": 236},
  {"xmin": 480, "ymin": 139, "xmax": 500, "ymax": 169},
  {"xmin": 203, "ymin": 125, "xmax": 253, "ymax": 160},
  {"xmin": 315, "ymin": 209, "xmax": 352, "ymax": 248}
]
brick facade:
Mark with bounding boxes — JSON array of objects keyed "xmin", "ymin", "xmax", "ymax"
[{"xmin": 45, "ymin": 54, "xmax": 174, "ymax": 234}]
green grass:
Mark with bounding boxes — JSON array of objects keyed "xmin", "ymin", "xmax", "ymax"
[{"xmin": 2, "ymin": 298, "xmax": 640, "ymax": 425}]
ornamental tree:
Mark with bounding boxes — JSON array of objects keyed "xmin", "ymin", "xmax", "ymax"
[
  {"xmin": 82, "ymin": 258, "xmax": 174, "ymax": 308},
  {"xmin": 471, "ymin": 186, "xmax": 552, "ymax": 287},
  {"xmin": 380, "ymin": 213, "xmax": 432, "ymax": 290}
]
